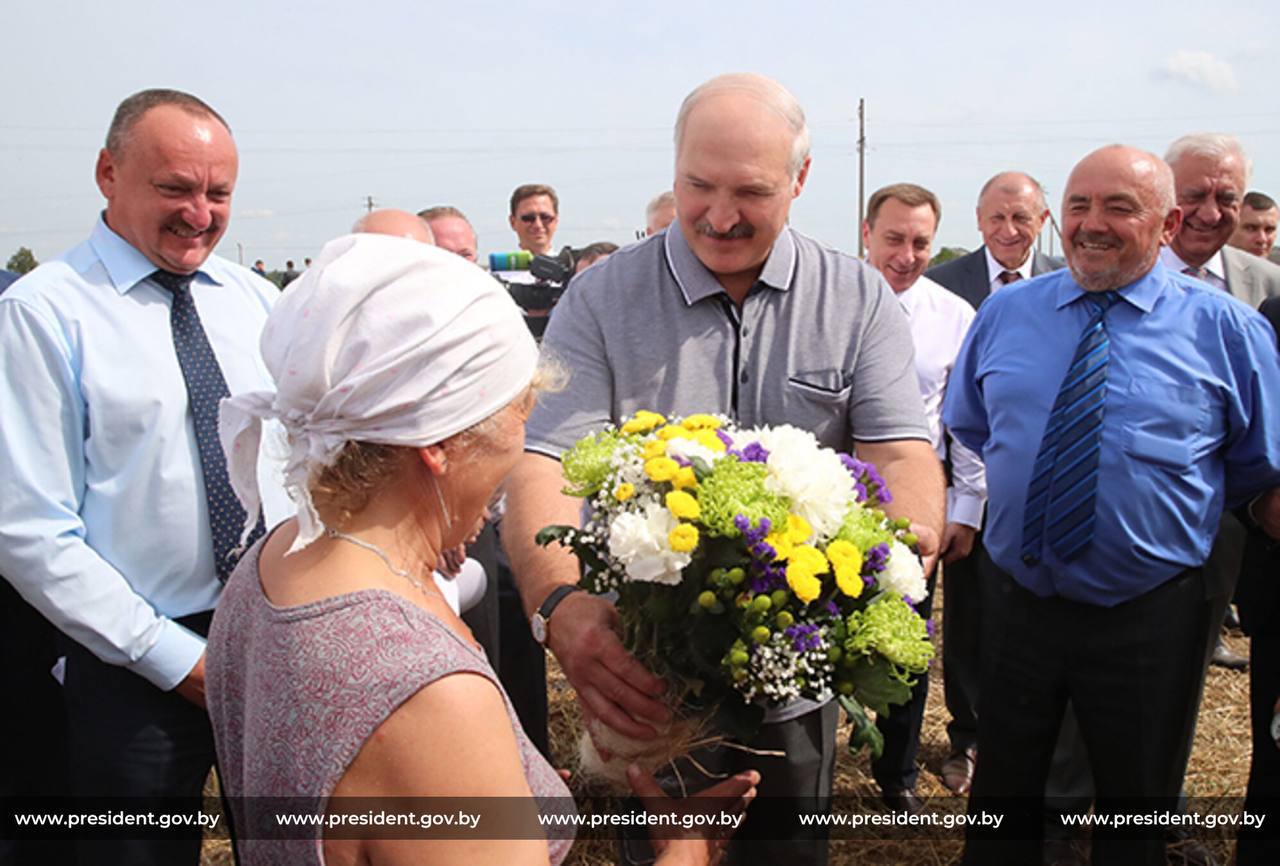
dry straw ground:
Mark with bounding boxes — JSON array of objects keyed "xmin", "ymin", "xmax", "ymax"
[{"xmin": 201, "ymin": 579, "xmax": 1253, "ymax": 865}]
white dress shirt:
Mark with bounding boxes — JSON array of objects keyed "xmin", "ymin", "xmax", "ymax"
[
  {"xmin": 984, "ymin": 246, "xmax": 1035, "ymax": 297},
  {"xmin": 0, "ymin": 217, "xmax": 292, "ymax": 690},
  {"xmin": 897, "ymin": 275, "xmax": 987, "ymax": 528},
  {"xmin": 1159, "ymin": 246, "xmax": 1228, "ymax": 291}
]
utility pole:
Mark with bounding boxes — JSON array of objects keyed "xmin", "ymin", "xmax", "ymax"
[
  {"xmin": 365, "ymin": 195, "xmax": 375, "ymax": 213},
  {"xmin": 236, "ymin": 242, "xmax": 244, "ymax": 265},
  {"xmin": 856, "ymin": 98, "xmax": 866, "ymax": 258}
]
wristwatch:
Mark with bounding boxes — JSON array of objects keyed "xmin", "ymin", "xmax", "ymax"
[{"xmin": 530, "ymin": 585, "xmax": 582, "ymax": 646}]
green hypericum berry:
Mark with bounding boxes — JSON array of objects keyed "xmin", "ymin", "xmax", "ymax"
[
  {"xmin": 902, "ymin": 532, "xmax": 919, "ymax": 547},
  {"xmin": 892, "ymin": 517, "xmax": 911, "ymax": 531},
  {"xmin": 729, "ymin": 649, "xmax": 749, "ymax": 666},
  {"xmin": 751, "ymin": 626, "xmax": 771, "ymax": 644},
  {"xmin": 838, "ymin": 681, "xmax": 854, "ymax": 696},
  {"xmin": 775, "ymin": 611, "xmax": 795, "ymax": 629},
  {"xmin": 827, "ymin": 646, "xmax": 843, "ymax": 663},
  {"xmin": 751, "ymin": 595, "xmax": 772, "ymax": 612},
  {"xmin": 727, "ymin": 567, "xmax": 746, "ymax": 585},
  {"xmin": 770, "ymin": 589, "xmax": 789, "ymax": 608},
  {"xmin": 698, "ymin": 591, "xmax": 717, "ymax": 610},
  {"xmin": 733, "ymin": 668, "xmax": 749, "ymax": 682}
]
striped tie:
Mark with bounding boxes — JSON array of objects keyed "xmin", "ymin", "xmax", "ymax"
[{"xmin": 1021, "ymin": 291, "xmax": 1121, "ymax": 565}]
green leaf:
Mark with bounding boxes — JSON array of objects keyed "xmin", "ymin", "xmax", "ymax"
[
  {"xmin": 849, "ymin": 657, "xmax": 913, "ymax": 716},
  {"xmin": 535, "ymin": 525, "xmax": 575, "ymax": 547},
  {"xmin": 839, "ymin": 693, "xmax": 884, "ymax": 760}
]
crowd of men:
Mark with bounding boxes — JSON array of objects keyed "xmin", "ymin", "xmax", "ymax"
[{"xmin": 1, "ymin": 75, "xmax": 1279, "ymax": 866}]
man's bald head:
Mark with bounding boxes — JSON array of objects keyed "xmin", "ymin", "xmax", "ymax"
[
  {"xmin": 1061, "ymin": 145, "xmax": 1179, "ymax": 292},
  {"xmin": 352, "ymin": 209, "xmax": 435, "ymax": 244}
]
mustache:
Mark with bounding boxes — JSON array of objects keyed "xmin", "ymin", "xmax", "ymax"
[
  {"xmin": 1072, "ymin": 231, "xmax": 1119, "ymax": 247},
  {"xmin": 695, "ymin": 221, "xmax": 754, "ymax": 240}
]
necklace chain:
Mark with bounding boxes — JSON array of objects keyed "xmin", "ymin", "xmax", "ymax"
[{"xmin": 326, "ymin": 528, "xmax": 439, "ymax": 600}]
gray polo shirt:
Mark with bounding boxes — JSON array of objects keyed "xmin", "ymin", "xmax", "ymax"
[{"xmin": 527, "ymin": 221, "xmax": 929, "ymax": 457}]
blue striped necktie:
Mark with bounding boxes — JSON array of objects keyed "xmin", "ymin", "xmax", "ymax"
[
  {"xmin": 153, "ymin": 270, "xmax": 265, "ymax": 582},
  {"xmin": 1021, "ymin": 291, "xmax": 1121, "ymax": 565}
]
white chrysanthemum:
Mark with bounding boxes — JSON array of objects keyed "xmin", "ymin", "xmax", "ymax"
[
  {"xmin": 664, "ymin": 436, "xmax": 723, "ymax": 468},
  {"xmin": 607, "ymin": 503, "xmax": 690, "ymax": 585},
  {"xmin": 751, "ymin": 424, "xmax": 854, "ymax": 540},
  {"xmin": 878, "ymin": 540, "xmax": 928, "ymax": 602}
]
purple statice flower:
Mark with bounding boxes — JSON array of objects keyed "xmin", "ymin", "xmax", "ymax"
[
  {"xmin": 925, "ymin": 618, "xmax": 936, "ymax": 637},
  {"xmin": 826, "ymin": 600, "xmax": 840, "ymax": 617},
  {"xmin": 785, "ymin": 623, "xmax": 823, "ymax": 653},
  {"xmin": 671, "ymin": 455, "xmax": 691, "ymax": 467},
  {"xmin": 737, "ymin": 514, "xmax": 786, "ymax": 593},
  {"xmin": 716, "ymin": 429, "xmax": 734, "ymax": 449},
  {"xmin": 863, "ymin": 542, "xmax": 890, "ymax": 574},
  {"xmin": 740, "ymin": 442, "xmax": 770, "ymax": 464},
  {"xmin": 839, "ymin": 453, "xmax": 893, "ymax": 505}
]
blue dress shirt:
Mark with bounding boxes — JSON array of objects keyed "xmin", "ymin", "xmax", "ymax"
[
  {"xmin": 943, "ymin": 261, "xmax": 1280, "ymax": 606},
  {"xmin": 0, "ymin": 218, "xmax": 292, "ymax": 690}
]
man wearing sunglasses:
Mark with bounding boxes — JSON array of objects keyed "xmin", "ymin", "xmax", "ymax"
[{"xmin": 509, "ymin": 183, "xmax": 560, "ymax": 256}]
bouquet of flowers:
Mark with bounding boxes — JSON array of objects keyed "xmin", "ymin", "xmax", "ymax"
[{"xmin": 537, "ymin": 410, "xmax": 933, "ymax": 783}]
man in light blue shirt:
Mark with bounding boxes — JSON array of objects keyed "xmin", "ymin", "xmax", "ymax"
[
  {"xmin": 0, "ymin": 89, "xmax": 288, "ymax": 864},
  {"xmin": 944, "ymin": 145, "xmax": 1280, "ymax": 864}
]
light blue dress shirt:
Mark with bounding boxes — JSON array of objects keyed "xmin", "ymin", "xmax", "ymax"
[
  {"xmin": 0, "ymin": 217, "xmax": 291, "ymax": 690},
  {"xmin": 943, "ymin": 261, "xmax": 1280, "ymax": 606}
]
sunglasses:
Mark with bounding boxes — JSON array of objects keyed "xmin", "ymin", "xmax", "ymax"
[{"xmin": 519, "ymin": 212, "xmax": 557, "ymax": 225}]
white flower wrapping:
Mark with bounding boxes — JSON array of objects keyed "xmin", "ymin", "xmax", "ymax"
[
  {"xmin": 606, "ymin": 502, "xmax": 691, "ymax": 585},
  {"xmin": 877, "ymin": 540, "xmax": 929, "ymax": 602}
]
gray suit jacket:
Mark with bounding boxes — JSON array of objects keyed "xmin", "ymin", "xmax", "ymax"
[
  {"xmin": 924, "ymin": 246, "xmax": 1062, "ymax": 311},
  {"xmin": 1222, "ymin": 246, "xmax": 1280, "ymax": 309}
]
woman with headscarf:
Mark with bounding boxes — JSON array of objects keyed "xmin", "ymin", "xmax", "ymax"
[{"xmin": 206, "ymin": 234, "xmax": 755, "ymax": 866}]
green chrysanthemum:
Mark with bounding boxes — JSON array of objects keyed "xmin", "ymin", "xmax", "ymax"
[
  {"xmin": 696, "ymin": 457, "xmax": 790, "ymax": 538},
  {"xmin": 833, "ymin": 503, "xmax": 895, "ymax": 554},
  {"xmin": 561, "ymin": 429, "xmax": 628, "ymax": 497},
  {"xmin": 843, "ymin": 595, "xmax": 933, "ymax": 678}
]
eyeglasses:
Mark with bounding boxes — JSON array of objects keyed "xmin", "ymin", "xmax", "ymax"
[{"xmin": 519, "ymin": 212, "xmax": 557, "ymax": 225}]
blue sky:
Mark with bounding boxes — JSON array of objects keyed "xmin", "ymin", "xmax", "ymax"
[{"xmin": 3, "ymin": 0, "xmax": 1277, "ymax": 266}]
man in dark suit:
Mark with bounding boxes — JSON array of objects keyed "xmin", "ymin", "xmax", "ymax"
[
  {"xmin": 1236, "ymin": 295, "xmax": 1280, "ymax": 865},
  {"xmin": 923, "ymin": 171, "xmax": 1061, "ymax": 797}
]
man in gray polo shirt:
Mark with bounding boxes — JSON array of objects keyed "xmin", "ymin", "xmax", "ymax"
[{"xmin": 502, "ymin": 72, "xmax": 943, "ymax": 864}]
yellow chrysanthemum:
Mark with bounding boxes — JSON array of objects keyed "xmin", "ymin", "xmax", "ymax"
[
  {"xmin": 621, "ymin": 410, "xmax": 666, "ymax": 435},
  {"xmin": 692, "ymin": 429, "xmax": 727, "ymax": 453},
  {"xmin": 765, "ymin": 531, "xmax": 794, "ymax": 561},
  {"xmin": 672, "ymin": 466, "xmax": 699, "ymax": 490},
  {"xmin": 786, "ymin": 545, "xmax": 830, "ymax": 603},
  {"xmin": 681, "ymin": 414, "xmax": 722, "ymax": 431},
  {"xmin": 669, "ymin": 524, "xmax": 699, "ymax": 553},
  {"xmin": 665, "ymin": 490, "xmax": 701, "ymax": 521},
  {"xmin": 613, "ymin": 483, "xmax": 636, "ymax": 502},
  {"xmin": 786, "ymin": 514, "xmax": 813, "ymax": 545},
  {"xmin": 657, "ymin": 424, "xmax": 693, "ymax": 441},
  {"xmin": 786, "ymin": 567, "xmax": 823, "ymax": 603},
  {"xmin": 827, "ymin": 540, "xmax": 864, "ymax": 598},
  {"xmin": 643, "ymin": 438, "xmax": 668, "ymax": 459},
  {"xmin": 644, "ymin": 456, "xmax": 680, "ymax": 482}
]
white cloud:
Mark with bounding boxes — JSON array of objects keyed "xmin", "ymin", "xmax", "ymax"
[{"xmin": 1155, "ymin": 50, "xmax": 1238, "ymax": 94}]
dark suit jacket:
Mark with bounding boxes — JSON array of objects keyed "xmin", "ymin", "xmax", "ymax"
[
  {"xmin": 1237, "ymin": 296, "xmax": 1280, "ymax": 636},
  {"xmin": 924, "ymin": 246, "xmax": 1062, "ymax": 310}
]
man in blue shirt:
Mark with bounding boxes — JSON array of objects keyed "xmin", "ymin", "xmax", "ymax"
[
  {"xmin": 944, "ymin": 145, "xmax": 1280, "ymax": 865},
  {"xmin": 0, "ymin": 91, "xmax": 287, "ymax": 864}
]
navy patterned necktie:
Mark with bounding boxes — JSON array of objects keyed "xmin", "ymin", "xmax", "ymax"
[
  {"xmin": 1021, "ymin": 291, "xmax": 1121, "ymax": 565},
  {"xmin": 153, "ymin": 270, "xmax": 265, "ymax": 582}
]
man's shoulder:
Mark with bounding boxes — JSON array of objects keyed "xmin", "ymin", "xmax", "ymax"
[
  {"xmin": 925, "ymin": 248, "xmax": 983, "ymax": 286},
  {"xmin": 0, "ymin": 236, "xmax": 105, "ymax": 311},
  {"xmin": 203, "ymin": 253, "xmax": 278, "ymax": 304},
  {"xmin": 1224, "ymin": 245, "xmax": 1280, "ymax": 288}
]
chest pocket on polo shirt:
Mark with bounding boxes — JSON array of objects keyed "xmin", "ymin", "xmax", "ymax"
[
  {"xmin": 787, "ymin": 369, "xmax": 853, "ymax": 404},
  {"xmin": 1120, "ymin": 380, "xmax": 1208, "ymax": 468}
]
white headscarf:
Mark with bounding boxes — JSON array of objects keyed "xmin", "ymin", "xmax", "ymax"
[{"xmin": 220, "ymin": 233, "xmax": 539, "ymax": 552}]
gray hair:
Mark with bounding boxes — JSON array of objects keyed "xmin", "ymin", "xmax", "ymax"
[
  {"xmin": 417, "ymin": 205, "xmax": 472, "ymax": 226},
  {"xmin": 1164, "ymin": 133, "xmax": 1253, "ymax": 184},
  {"xmin": 106, "ymin": 89, "xmax": 230, "ymax": 157},
  {"xmin": 645, "ymin": 191, "xmax": 675, "ymax": 222},
  {"xmin": 674, "ymin": 73, "xmax": 810, "ymax": 179},
  {"xmin": 977, "ymin": 171, "xmax": 1047, "ymax": 212}
]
